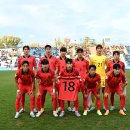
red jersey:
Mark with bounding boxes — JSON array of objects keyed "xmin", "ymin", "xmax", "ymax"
[
  {"xmin": 18, "ymin": 55, "xmax": 36, "ymax": 70},
  {"xmin": 39, "ymin": 55, "xmax": 58, "ymax": 71},
  {"xmin": 85, "ymin": 73, "xmax": 101, "ymax": 89},
  {"xmin": 36, "ymin": 69, "xmax": 55, "ymax": 86},
  {"xmin": 106, "ymin": 71, "xmax": 126, "ymax": 88},
  {"xmin": 60, "ymin": 68, "xmax": 80, "ymax": 77},
  {"xmin": 57, "ymin": 57, "xmax": 67, "ymax": 74},
  {"xmin": 74, "ymin": 58, "xmax": 89, "ymax": 79},
  {"xmin": 106, "ymin": 60, "xmax": 125, "ymax": 72},
  {"xmin": 59, "ymin": 78, "xmax": 80, "ymax": 101},
  {"xmin": 15, "ymin": 69, "xmax": 35, "ymax": 85}
]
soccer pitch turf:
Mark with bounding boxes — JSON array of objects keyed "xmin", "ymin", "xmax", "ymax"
[{"xmin": 0, "ymin": 71, "xmax": 130, "ymax": 130}]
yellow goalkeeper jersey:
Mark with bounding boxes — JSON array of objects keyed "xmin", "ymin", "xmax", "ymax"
[{"xmin": 90, "ymin": 55, "xmax": 108, "ymax": 77}]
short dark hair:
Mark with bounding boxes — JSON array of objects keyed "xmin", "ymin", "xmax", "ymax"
[
  {"xmin": 45, "ymin": 45, "xmax": 51, "ymax": 49},
  {"xmin": 113, "ymin": 51, "xmax": 120, "ymax": 56},
  {"xmin": 96, "ymin": 44, "xmax": 103, "ymax": 50},
  {"xmin": 41, "ymin": 59, "xmax": 49, "ymax": 65},
  {"xmin": 77, "ymin": 48, "xmax": 83, "ymax": 53},
  {"xmin": 89, "ymin": 65, "xmax": 96, "ymax": 70},
  {"xmin": 66, "ymin": 58, "xmax": 73, "ymax": 64},
  {"xmin": 113, "ymin": 63, "xmax": 121, "ymax": 69},
  {"xmin": 60, "ymin": 47, "xmax": 67, "ymax": 52},
  {"xmin": 23, "ymin": 45, "xmax": 30, "ymax": 50},
  {"xmin": 22, "ymin": 60, "xmax": 29, "ymax": 66}
]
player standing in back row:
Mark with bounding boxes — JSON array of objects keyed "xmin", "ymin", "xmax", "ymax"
[{"xmin": 73, "ymin": 48, "xmax": 89, "ymax": 112}]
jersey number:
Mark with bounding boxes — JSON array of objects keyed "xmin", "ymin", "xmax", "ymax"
[
  {"xmin": 98, "ymin": 63, "xmax": 102, "ymax": 67},
  {"xmin": 63, "ymin": 81, "xmax": 75, "ymax": 92}
]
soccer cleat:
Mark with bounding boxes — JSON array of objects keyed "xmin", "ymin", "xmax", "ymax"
[
  {"xmin": 19, "ymin": 108, "xmax": 25, "ymax": 114},
  {"xmin": 67, "ymin": 107, "xmax": 72, "ymax": 112},
  {"xmin": 33, "ymin": 108, "xmax": 38, "ymax": 113},
  {"xmin": 59, "ymin": 111, "xmax": 65, "ymax": 117},
  {"xmin": 119, "ymin": 110, "xmax": 126, "ymax": 116},
  {"xmin": 123, "ymin": 107, "xmax": 127, "ymax": 112},
  {"xmin": 97, "ymin": 110, "xmax": 102, "ymax": 116},
  {"xmin": 110, "ymin": 106, "xmax": 115, "ymax": 111},
  {"xmin": 75, "ymin": 111, "xmax": 81, "ymax": 117},
  {"xmin": 72, "ymin": 107, "xmax": 76, "ymax": 112},
  {"xmin": 14, "ymin": 112, "xmax": 20, "ymax": 119},
  {"xmin": 36, "ymin": 111, "xmax": 42, "ymax": 117},
  {"xmin": 53, "ymin": 111, "xmax": 58, "ymax": 117},
  {"xmin": 30, "ymin": 111, "xmax": 35, "ymax": 118},
  {"xmin": 104, "ymin": 110, "xmax": 110, "ymax": 116},
  {"xmin": 83, "ymin": 110, "xmax": 88, "ymax": 116},
  {"xmin": 90, "ymin": 106, "xmax": 95, "ymax": 111}
]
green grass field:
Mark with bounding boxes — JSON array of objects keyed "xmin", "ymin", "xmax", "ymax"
[{"xmin": 0, "ymin": 71, "xmax": 130, "ymax": 130}]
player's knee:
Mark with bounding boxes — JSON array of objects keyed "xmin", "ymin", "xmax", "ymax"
[
  {"xmin": 120, "ymin": 94, "xmax": 125, "ymax": 97},
  {"xmin": 16, "ymin": 93, "xmax": 21, "ymax": 98},
  {"xmin": 104, "ymin": 93, "xmax": 108, "ymax": 98},
  {"xmin": 52, "ymin": 95, "xmax": 57, "ymax": 99},
  {"xmin": 96, "ymin": 94, "xmax": 100, "ymax": 99}
]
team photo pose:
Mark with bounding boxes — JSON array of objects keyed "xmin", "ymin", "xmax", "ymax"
[
  {"xmin": 58, "ymin": 58, "xmax": 81, "ymax": 117},
  {"xmin": 104, "ymin": 64, "xmax": 127, "ymax": 116},
  {"xmin": 36, "ymin": 59, "xmax": 58, "ymax": 117},
  {"xmin": 15, "ymin": 60, "xmax": 35, "ymax": 118},
  {"xmin": 83, "ymin": 65, "xmax": 102, "ymax": 116}
]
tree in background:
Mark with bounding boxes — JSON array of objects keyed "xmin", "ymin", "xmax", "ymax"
[{"xmin": 0, "ymin": 36, "xmax": 22, "ymax": 48}]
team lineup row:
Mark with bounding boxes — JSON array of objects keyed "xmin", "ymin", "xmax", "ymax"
[{"xmin": 14, "ymin": 44, "xmax": 128, "ymax": 118}]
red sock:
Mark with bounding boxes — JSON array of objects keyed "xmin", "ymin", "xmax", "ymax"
[
  {"xmin": 74, "ymin": 98, "xmax": 79, "ymax": 111},
  {"xmin": 110, "ymin": 93, "xmax": 115, "ymax": 106},
  {"xmin": 16, "ymin": 96, "xmax": 21, "ymax": 112},
  {"xmin": 67, "ymin": 101, "xmax": 70, "ymax": 107},
  {"xmin": 52, "ymin": 96, "xmax": 57, "ymax": 111},
  {"xmin": 120, "ymin": 95, "xmax": 125, "ymax": 110},
  {"xmin": 36, "ymin": 95, "xmax": 41, "ymax": 111},
  {"xmin": 41, "ymin": 91, "xmax": 47, "ymax": 108},
  {"xmin": 30, "ymin": 96, "xmax": 35, "ymax": 111},
  {"xmin": 60, "ymin": 100, "xmax": 64, "ymax": 111},
  {"xmin": 96, "ymin": 98, "xmax": 101, "ymax": 110},
  {"xmin": 83, "ymin": 96, "xmax": 88, "ymax": 110},
  {"xmin": 21, "ymin": 94, "xmax": 25, "ymax": 109}
]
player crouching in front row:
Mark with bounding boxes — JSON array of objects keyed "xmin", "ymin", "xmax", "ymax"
[
  {"xmin": 36, "ymin": 59, "xmax": 58, "ymax": 117},
  {"xmin": 104, "ymin": 63, "xmax": 127, "ymax": 116},
  {"xmin": 14, "ymin": 60, "xmax": 35, "ymax": 118},
  {"xmin": 83, "ymin": 65, "xmax": 102, "ymax": 116}
]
